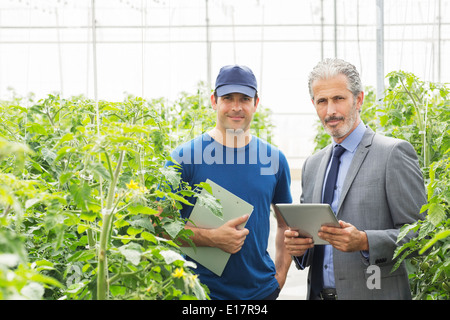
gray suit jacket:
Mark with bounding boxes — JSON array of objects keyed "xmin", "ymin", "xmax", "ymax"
[{"xmin": 298, "ymin": 126, "xmax": 426, "ymax": 300}]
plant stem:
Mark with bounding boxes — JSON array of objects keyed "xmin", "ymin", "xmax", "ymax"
[
  {"xmin": 2, "ymin": 205, "xmax": 11, "ymax": 217},
  {"xmin": 399, "ymin": 78, "xmax": 429, "ymax": 167},
  {"xmin": 97, "ymin": 150, "xmax": 125, "ymax": 300},
  {"xmin": 87, "ymin": 228, "xmax": 96, "ymax": 248}
]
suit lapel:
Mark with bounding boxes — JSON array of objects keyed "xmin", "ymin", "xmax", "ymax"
[
  {"xmin": 312, "ymin": 145, "xmax": 333, "ymax": 203},
  {"xmin": 336, "ymin": 127, "xmax": 375, "ymax": 216}
]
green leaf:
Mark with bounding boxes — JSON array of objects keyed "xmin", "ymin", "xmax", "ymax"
[
  {"xmin": 114, "ymin": 218, "xmax": 130, "ymax": 228},
  {"xmin": 70, "ymin": 182, "xmax": 91, "ymax": 211},
  {"xmin": 54, "ymin": 146, "xmax": 77, "ymax": 162},
  {"xmin": 419, "ymin": 230, "xmax": 450, "ymax": 255},
  {"xmin": 88, "ymin": 162, "xmax": 111, "ymax": 181},
  {"xmin": 26, "ymin": 122, "xmax": 47, "ymax": 135},
  {"xmin": 28, "ymin": 273, "xmax": 64, "ymax": 289},
  {"xmin": 128, "ymin": 204, "xmax": 159, "ymax": 215},
  {"xmin": 59, "ymin": 171, "xmax": 74, "ymax": 185},
  {"xmin": 34, "ymin": 259, "xmax": 54, "ymax": 269},
  {"xmin": 159, "ymin": 249, "xmax": 185, "ymax": 264},
  {"xmin": 389, "ymin": 75, "xmax": 399, "ymax": 88},
  {"xmin": 167, "ymin": 192, "xmax": 193, "ymax": 206},
  {"xmin": 163, "ymin": 220, "xmax": 185, "ymax": 239},
  {"xmin": 161, "ymin": 167, "xmax": 182, "ymax": 190},
  {"xmin": 118, "ymin": 245, "xmax": 142, "ymax": 266},
  {"xmin": 418, "ymin": 220, "xmax": 436, "ymax": 240},
  {"xmin": 427, "ymin": 203, "xmax": 446, "ymax": 226},
  {"xmin": 77, "ymin": 224, "xmax": 88, "ymax": 233},
  {"xmin": 195, "ymin": 192, "xmax": 223, "ymax": 219},
  {"xmin": 196, "ymin": 181, "xmax": 213, "ymax": 194},
  {"xmin": 67, "ymin": 249, "xmax": 96, "ymax": 262},
  {"xmin": 142, "ymin": 231, "xmax": 157, "ymax": 244},
  {"xmin": 129, "ymin": 217, "xmax": 154, "ymax": 232},
  {"xmin": 392, "ymin": 248, "xmax": 414, "ymax": 272},
  {"xmin": 110, "ymin": 285, "xmax": 127, "ymax": 297},
  {"xmin": 41, "ymin": 147, "xmax": 57, "ymax": 165},
  {"xmin": 397, "ymin": 223, "xmax": 420, "ymax": 243},
  {"xmin": 25, "ymin": 198, "xmax": 40, "ymax": 209},
  {"xmin": 379, "ymin": 115, "xmax": 389, "ymax": 127},
  {"xmin": 55, "ymin": 133, "xmax": 74, "ymax": 148},
  {"xmin": 126, "ymin": 226, "xmax": 142, "ymax": 236},
  {"xmin": 80, "ymin": 210, "xmax": 97, "ymax": 222}
]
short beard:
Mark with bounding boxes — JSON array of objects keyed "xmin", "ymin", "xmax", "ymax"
[{"xmin": 323, "ymin": 102, "xmax": 358, "ymax": 139}]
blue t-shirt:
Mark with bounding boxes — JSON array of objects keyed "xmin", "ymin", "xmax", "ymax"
[{"xmin": 166, "ymin": 133, "xmax": 292, "ymax": 300}]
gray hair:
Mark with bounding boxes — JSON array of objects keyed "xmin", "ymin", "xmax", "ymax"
[{"xmin": 308, "ymin": 58, "xmax": 363, "ymax": 100}]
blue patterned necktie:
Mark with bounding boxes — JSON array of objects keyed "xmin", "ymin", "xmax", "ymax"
[{"xmin": 323, "ymin": 145, "xmax": 346, "ymax": 206}]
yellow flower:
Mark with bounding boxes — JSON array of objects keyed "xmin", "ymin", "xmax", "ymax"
[
  {"xmin": 126, "ymin": 179, "xmax": 139, "ymax": 190},
  {"xmin": 172, "ymin": 268, "xmax": 185, "ymax": 279}
]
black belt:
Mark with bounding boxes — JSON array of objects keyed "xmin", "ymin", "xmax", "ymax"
[{"xmin": 320, "ymin": 288, "xmax": 338, "ymax": 300}]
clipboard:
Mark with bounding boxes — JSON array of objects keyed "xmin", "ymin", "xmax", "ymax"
[
  {"xmin": 274, "ymin": 203, "xmax": 340, "ymax": 245},
  {"xmin": 180, "ymin": 179, "xmax": 254, "ymax": 276}
]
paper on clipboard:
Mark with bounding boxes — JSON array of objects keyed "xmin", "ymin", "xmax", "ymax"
[{"xmin": 180, "ymin": 179, "xmax": 254, "ymax": 276}]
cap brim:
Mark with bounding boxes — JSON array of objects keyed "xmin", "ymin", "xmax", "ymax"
[{"xmin": 216, "ymin": 84, "xmax": 256, "ymax": 97}]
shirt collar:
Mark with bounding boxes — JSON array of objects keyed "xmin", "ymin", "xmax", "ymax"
[{"xmin": 333, "ymin": 120, "xmax": 366, "ymax": 153}]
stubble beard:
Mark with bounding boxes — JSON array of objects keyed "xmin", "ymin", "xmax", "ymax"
[{"xmin": 322, "ymin": 102, "xmax": 359, "ymax": 139}]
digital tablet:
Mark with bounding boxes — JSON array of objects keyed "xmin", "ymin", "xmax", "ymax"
[{"xmin": 275, "ymin": 203, "xmax": 340, "ymax": 245}]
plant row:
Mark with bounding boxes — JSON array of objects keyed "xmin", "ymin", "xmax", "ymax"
[{"xmin": 0, "ymin": 84, "xmax": 273, "ymax": 300}]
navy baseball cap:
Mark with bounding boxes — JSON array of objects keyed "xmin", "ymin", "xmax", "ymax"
[{"xmin": 215, "ymin": 65, "xmax": 257, "ymax": 97}]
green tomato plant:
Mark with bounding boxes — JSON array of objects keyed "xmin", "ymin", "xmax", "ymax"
[
  {"xmin": 0, "ymin": 85, "xmax": 274, "ymax": 300},
  {"xmin": 382, "ymin": 71, "xmax": 450, "ymax": 300},
  {"xmin": 1, "ymin": 92, "xmax": 212, "ymax": 300},
  {"xmin": 0, "ymin": 138, "xmax": 64, "ymax": 299}
]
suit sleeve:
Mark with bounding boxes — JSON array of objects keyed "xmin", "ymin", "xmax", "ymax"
[
  {"xmin": 293, "ymin": 157, "xmax": 313, "ymax": 270},
  {"xmin": 365, "ymin": 140, "xmax": 426, "ymax": 266}
]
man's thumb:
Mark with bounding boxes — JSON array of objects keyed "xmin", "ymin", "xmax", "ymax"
[{"xmin": 227, "ymin": 214, "xmax": 249, "ymax": 229}]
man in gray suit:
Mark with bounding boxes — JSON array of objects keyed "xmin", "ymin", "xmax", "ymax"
[{"xmin": 284, "ymin": 58, "xmax": 426, "ymax": 300}]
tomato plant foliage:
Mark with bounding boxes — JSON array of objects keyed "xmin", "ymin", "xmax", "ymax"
[
  {"xmin": 0, "ymin": 86, "xmax": 274, "ymax": 300},
  {"xmin": 383, "ymin": 71, "xmax": 450, "ymax": 300}
]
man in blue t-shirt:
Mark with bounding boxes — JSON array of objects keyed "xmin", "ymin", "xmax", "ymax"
[{"xmin": 165, "ymin": 65, "xmax": 292, "ymax": 300}]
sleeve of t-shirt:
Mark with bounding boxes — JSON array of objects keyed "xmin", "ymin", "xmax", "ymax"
[{"xmin": 272, "ymin": 150, "xmax": 292, "ymax": 204}]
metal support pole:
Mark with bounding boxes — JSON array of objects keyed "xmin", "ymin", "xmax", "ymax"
[
  {"xmin": 141, "ymin": 0, "xmax": 146, "ymax": 98},
  {"xmin": 260, "ymin": 2, "xmax": 265, "ymax": 94},
  {"xmin": 205, "ymin": 0, "xmax": 211, "ymax": 91},
  {"xmin": 376, "ymin": 0, "xmax": 384, "ymax": 106},
  {"xmin": 91, "ymin": 0, "xmax": 99, "ymax": 106},
  {"xmin": 437, "ymin": 0, "xmax": 441, "ymax": 82},
  {"xmin": 334, "ymin": 0, "xmax": 337, "ymax": 57},
  {"xmin": 321, "ymin": 0, "xmax": 324, "ymax": 60},
  {"xmin": 55, "ymin": 9, "xmax": 64, "ymax": 96}
]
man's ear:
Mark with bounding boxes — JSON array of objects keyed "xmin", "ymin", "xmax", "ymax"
[
  {"xmin": 211, "ymin": 93, "xmax": 217, "ymax": 110},
  {"xmin": 356, "ymin": 91, "xmax": 364, "ymax": 112},
  {"xmin": 253, "ymin": 97, "xmax": 260, "ymax": 111}
]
